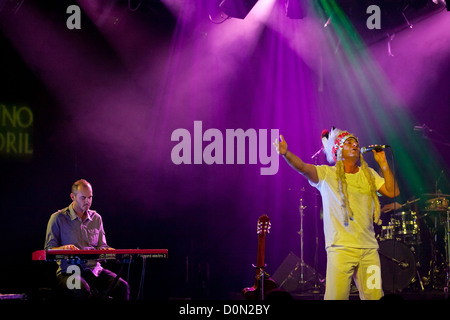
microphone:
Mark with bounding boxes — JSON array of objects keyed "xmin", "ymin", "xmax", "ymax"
[
  {"xmin": 414, "ymin": 124, "xmax": 432, "ymax": 132},
  {"xmin": 311, "ymin": 129, "xmax": 329, "ymax": 158},
  {"xmin": 360, "ymin": 145, "xmax": 390, "ymax": 154},
  {"xmin": 311, "ymin": 147, "xmax": 323, "ymax": 159}
]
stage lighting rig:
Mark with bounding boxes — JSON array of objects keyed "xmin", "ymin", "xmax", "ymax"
[
  {"xmin": 218, "ymin": 0, "xmax": 259, "ymax": 19},
  {"xmin": 284, "ymin": 0, "xmax": 307, "ymax": 19},
  {"xmin": 0, "ymin": 0, "xmax": 24, "ymax": 14}
]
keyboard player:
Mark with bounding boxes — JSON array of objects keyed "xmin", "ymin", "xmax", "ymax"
[{"xmin": 44, "ymin": 179, "xmax": 130, "ymax": 300}]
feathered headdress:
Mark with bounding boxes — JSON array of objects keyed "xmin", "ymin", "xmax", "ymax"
[
  {"xmin": 321, "ymin": 126, "xmax": 358, "ymax": 164},
  {"xmin": 320, "ymin": 127, "xmax": 359, "ymax": 225},
  {"xmin": 319, "ymin": 127, "xmax": 381, "ymax": 227}
]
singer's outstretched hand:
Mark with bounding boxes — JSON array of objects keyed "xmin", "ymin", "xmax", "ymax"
[
  {"xmin": 273, "ymin": 134, "xmax": 319, "ymax": 185},
  {"xmin": 274, "ymin": 135, "xmax": 288, "ymax": 156}
]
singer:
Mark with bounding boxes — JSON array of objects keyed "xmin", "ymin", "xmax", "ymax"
[{"xmin": 274, "ymin": 127, "xmax": 399, "ymax": 300}]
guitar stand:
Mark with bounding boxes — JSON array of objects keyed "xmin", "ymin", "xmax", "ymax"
[
  {"xmin": 244, "ymin": 263, "xmax": 278, "ymax": 300},
  {"xmin": 253, "ymin": 264, "xmax": 266, "ymax": 300}
]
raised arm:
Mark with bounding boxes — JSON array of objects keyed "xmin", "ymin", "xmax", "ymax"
[
  {"xmin": 274, "ymin": 135, "xmax": 319, "ymax": 184},
  {"xmin": 372, "ymin": 148, "xmax": 400, "ymax": 198}
]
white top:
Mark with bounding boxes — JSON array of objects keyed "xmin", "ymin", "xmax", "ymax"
[{"xmin": 310, "ymin": 165, "xmax": 385, "ymax": 249}]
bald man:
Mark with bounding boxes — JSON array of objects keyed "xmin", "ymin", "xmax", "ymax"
[{"xmin": 45, "ymin": 179, "xmax": 129, "ymax": 300}]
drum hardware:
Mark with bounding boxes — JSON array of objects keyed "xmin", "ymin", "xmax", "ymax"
[
  {"xmin": 379, "ymin": 250, "xmax": 410, "ymax": 270},
  {"xmin": 393, "ymin": 211, "xmax": 419, "ymax": 234},
  {"xmin": 415, "ymin": 264, "xmax": 426, "ymax": 291},
  {"xmin": 380, "ymin": 221, "xmax": 395, "ymax": 241},
  {"xmin": 377, "ymin": 201, "xmax": 445, "ymax": 292},
  {"xmin": 420, "ymin": 216, "xmax": 447, "ymax": 289},
  {"xmin": 297, "ymin": 188, "xmax": 309, "ymax": 286},
  {"xmin": 417, "ymin": 193, "xmax": 450, "ymax": 293},
  {"xmin": 285, "ymin": 187, "xmax": 323, "ymax": 293},
  {"xmin": 445, "ymin": 207, "xmax": 449, "ymax": 297},
  {"xmin": 422, "ymin": 194, "xmax": 450, "ymax": 212},
  {"xmin": 428, "ymin": 213, "xmax": 441, "ymax": 289},
  {"xmin": 380, "ymin": 194, "xmax": 450, "ymax": 282},
  {"xmin": 378, "ymin": 210, "xmax": 421, "ymax": 245}
]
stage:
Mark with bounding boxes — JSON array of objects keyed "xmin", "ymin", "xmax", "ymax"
[{"xmin": 1, "ymin": 0, "xmax": 449, "ymax": 302}]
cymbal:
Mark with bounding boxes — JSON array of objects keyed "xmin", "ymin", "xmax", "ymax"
[
  {"xmin": 421, "ymin": 194, "xmax": 449, "ymax": 212},
  {"xmin": 421, "ymin": 193, "xmax": 450, "ymax": 198}
]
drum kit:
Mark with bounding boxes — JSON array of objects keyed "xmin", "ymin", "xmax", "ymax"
[{"xmin": 377, "ymin": 193, "xmax": 450, "ymax": 294}]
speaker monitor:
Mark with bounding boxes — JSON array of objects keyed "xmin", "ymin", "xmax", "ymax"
[{"xmin": 272, "ymin": 252, "xmax": 321, "ymax": 292}]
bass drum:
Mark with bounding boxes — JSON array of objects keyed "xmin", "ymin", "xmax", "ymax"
[{"xmin": 379, "ymin": 240, "xmax": 416, "ymax": 292}]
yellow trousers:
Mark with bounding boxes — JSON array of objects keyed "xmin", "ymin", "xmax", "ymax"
[{"xmin": 324, "ymin": 246, "xmax": 383, "ymax": 300}]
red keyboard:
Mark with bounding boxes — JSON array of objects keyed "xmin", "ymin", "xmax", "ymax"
[{"xmin": 32, "ymin": 249, "xmax": 168, "ymax": 261}]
